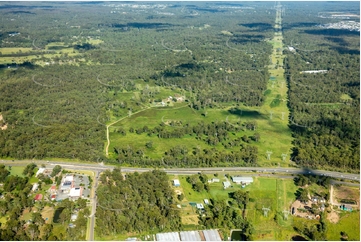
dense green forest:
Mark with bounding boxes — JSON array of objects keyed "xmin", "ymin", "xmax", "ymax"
[
  {"xmin": 95, "ymin": 169, "xmax": 182, "ymax": 236},
  {"xmin": 0, "ymin": 1, "xmax": 359, "ymax": 171}
]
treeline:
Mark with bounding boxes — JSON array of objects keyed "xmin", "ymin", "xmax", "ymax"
[
  {"xmin": 125, "ymin": 120, "xmax": 260, "ymax": 146},
  {"xmin": 95, "ymin": 169, "xmax": 182, "ymax": 236}
]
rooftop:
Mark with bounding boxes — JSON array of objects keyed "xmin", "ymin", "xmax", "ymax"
[
  {"xmin": 69, "ymin": 187, "xmax": 82, "ymax": 197},
  {"xmin": 179, "ymin": 231, "xmax": 201, "ymax": 241},
  {"xmin": 156, "ymin": 232, "xmax": 180, "ymax": 241},
  {"xmin": 231, "ymin": 176, "xmax": 254, "ymax": 183},
  {"xmin": 202, "ymin": 229, "xmax": 222, "ymax": 241}
]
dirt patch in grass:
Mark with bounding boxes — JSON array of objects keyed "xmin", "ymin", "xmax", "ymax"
[
  {"xmin": 181, "ymin": 214, "xmax": 199, "ymax": 225},
  {"xmin": 327, "ymin": 210, "xmax": 340, "ymax": 224}
]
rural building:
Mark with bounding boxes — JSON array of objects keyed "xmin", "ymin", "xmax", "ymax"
[
  {"xmin": 340, "ymin": 204, "xmax": 353, "ymax": 211},
  {"xmin": 156, "ymin": 232, "xmax": 180, "ymax": 241},
  {"xmin": 231, "ymin": 176, "xmax": 253, "ymax": 185},
  {"xmin": 50, "ymin": 194, "xmax": 56, "ymax": 201},
  {"xmin": 208, "ymin": 178, "xmax": 220, "ymax": 183},
  {"xmin": 202, "ymin": 229, "xmax": 222, "ymax": 241},
  {"xmin": 69, "ymin": 187, "xmax": 82, "ymax": 200},
  {"xmin": 223, "ymin": 181, "xmax": 231, "ymax": 189},
  {"xmin": 34, "ymin": 194, "xmax": 43, "ymax": 201},
  {"xmin": 196, "ymin": 203, "xmax": 204, "ymax": 210},
  {"xmin": 36, "ymin": 168, "xmax": 46, "ymax": 177},
  {"xmin": 32, "ymin": 183, "xmax": 39, "ymax": 192},
  {"xmin": 179, "ymin": 231, "xmax": 201, "ymax": 241},
  {"xmin": 49, "ymin": 185, "xmax": 57, "ymax": 194},
  {"xmin": 61, "ymin": 181, "xmax": 72, "ymax": 192},
  {"xmin": 204, "ymin": 199, "xmax": 209, "ymax": 205},
  {"xmin": 173, "ymin": 179, "xmax": 180, "ymax": 187},
  {"xmin": 300, "ymin": 70, "xmax": 328, "ymax": 74},
  {"xmin": 288, "ymin": 46, "xmax": 295, "ymax": 52},
  {"xmin": 71, "ymin": 213, "xmax": 78, "ymax": 222}
]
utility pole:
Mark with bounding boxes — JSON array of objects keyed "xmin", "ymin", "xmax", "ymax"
[
  {"xmin": 262, "ymin": 206, "xmax": 270, "ymax": 217},
  {"xmin": 283, "ymin": 210, "xmax": 290, "ymax": 220},
  {"xmin": 266, "ymin": 151, "xmax": 273, "ymax": 160}
]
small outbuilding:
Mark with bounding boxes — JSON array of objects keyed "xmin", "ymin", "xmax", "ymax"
[
  {"xmin": 173, "ymin": 179, "xmax": 180, "ymax": 187},
  {"xmin": 204, "ymin": 199, "xmax": 209, "ymax": 205},
  {"xmin": 223, "ymin": 181, "xmax": 231, "ymax": 189},
  {"xmin": 196, "ymin": 203, "xmax": 204, "ymax": 209},
  {"xmin": 32, "ymin": 183, "xmax": 39, "ymax": 192}
]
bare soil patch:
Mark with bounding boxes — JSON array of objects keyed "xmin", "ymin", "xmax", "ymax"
[
  {"xmin": 334, "ymin": 186, "xmax": 360, "ymax": 207},
  {"xmin": 181, "ymin": 214, "xmax": 199, "ymax": 225},
  {"xmin": 327, "ymin": 210, "xmax": 340, "ymax": 223}
]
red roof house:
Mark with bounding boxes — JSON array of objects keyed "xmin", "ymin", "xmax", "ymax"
[{"xmin": 34, "ymin": 194, "xmax": 43, "ymax": 201}]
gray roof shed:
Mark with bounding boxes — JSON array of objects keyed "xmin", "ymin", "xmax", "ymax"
[
  {"xmin": 203, "ymin": 229, "xmax": 222, "ymax": 241},
  {"xmin": 156, "ymin": 232, "xmax": 180, "ymax": 241},
  {"xmin": 179, "ymin": 231, "xmax": 201, "ymax": 241}
]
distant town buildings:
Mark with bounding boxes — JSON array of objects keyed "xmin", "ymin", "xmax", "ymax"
[{"xmin": 317, "ymin": 21, "xmax": 360, "ymax": 32}]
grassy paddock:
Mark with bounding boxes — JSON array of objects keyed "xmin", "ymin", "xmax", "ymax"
[{"xmin": 326, "ymin": 211, "xmax": 360, "ymax": 241}]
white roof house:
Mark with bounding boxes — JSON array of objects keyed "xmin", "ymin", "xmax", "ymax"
[
  {"xmin": 64, "ymin": 175, "xmax": 74, "ymax": 182},
  {"xmin": 173, "ymin": 179, "xmax": 180, "ymax": 187},
  {"xmin": 231, "ymin": 176, "xmax": 254, "ymax": 185},
  {"xmin": 32, "ymin": 183, "xmax": 39, "ymax": 192},
  {"xmin": 35, "ymin": 168, "xmax": 45, "ymax": 177},
  {"xmin": 71, "ymin": 213, "xmax": 78, "ymax": 221},
  {"xmin": 196, "ymin": 203, "xmax": 204, "ymax": 209},
  {"xmin": 204, "ymin": 199, "xmax": 209, "ymax": 205},
  {"xmin": 223, "ymin": 181, "xmax": 231, "ymax": 189},
  {"xmin": 69, "ymin": 187, "xmax": 81, "ymax": 198}
]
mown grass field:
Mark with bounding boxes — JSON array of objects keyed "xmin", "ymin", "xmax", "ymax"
[{"xmin": 326, "ymin": 211, "xmax": 360, "ymax": 241}]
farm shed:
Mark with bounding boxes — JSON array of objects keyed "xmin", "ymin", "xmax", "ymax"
[
  {"xmin": 156, "ymin": 232, "xmax": 180, "ymax": 241},
  {"xmin": 223, "ymin": 181, "xmax": 231, "ymax": 189},
  {"xmin": 173, "ymin": 179, "xmax": 180, "ymax": 187},
  {"xmin": 340, "ymin": 204, "xmax": 353, "ymax": 211},
  {"xmin": 202, "ymin": 229, "xmax": 222, "ymax": 241},
  {"xmin": 179, "ymin": 231, "xmax": 201, "ymax": 241},
  {"xmin": 69, "ymin": 187, "xmax": 82, "ymax": 199},
  {"xmin": 231, "ymin": 176, "xmax": 254, "ymax": 185}
]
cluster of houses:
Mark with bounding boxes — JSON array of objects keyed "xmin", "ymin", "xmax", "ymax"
[
  {"xmin": 173, "ymin": 176, "xmax": 254, "ymax": 212},
  {"xmin": 33, "ymin": 168, "xmax": 90, "ymax": 202}
]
